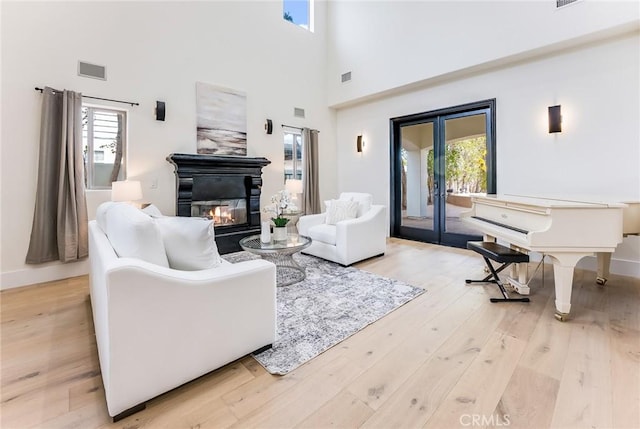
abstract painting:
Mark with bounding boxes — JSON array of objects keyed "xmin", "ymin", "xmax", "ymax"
[{"xmin": 196, "ymin": 82, "xmax": 247, "ymax": 156}]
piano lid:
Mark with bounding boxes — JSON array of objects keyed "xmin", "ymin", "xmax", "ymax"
[{"xmin": 474, "ymin": 194, "xmax": 628, "ymax": 209}]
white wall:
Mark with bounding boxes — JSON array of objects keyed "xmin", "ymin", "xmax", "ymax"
[
  {"xmin": 334, "ymin": 31, "xmax": 640, "ymax": 277},
  {"xmin": 1, "ymin": 1, "xmax": 337, "ymax": 288},
  {"xmin": 327, "ymin": 0, "xmax": 639, "ymax": 107}
]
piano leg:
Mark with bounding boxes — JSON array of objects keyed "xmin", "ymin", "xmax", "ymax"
[
  {"xmin": 549, "ymin": 253, "xmax": 590, "ymax": 321},
  {"xmin": 596, "ymin": 252, "xmax": 612, "ymax": 286}
]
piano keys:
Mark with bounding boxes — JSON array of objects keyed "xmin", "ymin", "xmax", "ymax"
[{"xmin": 460, "ymin": 194, "xmax": 630, "ymax": 321}]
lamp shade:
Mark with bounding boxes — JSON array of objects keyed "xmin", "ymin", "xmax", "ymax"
[
  {"xmin": 285, "ymin": 179, "xmax": 303, "ymax": 194},
  {"xmin": 111, "ymin": 180, "xmax": 143, "ymax": 202}
]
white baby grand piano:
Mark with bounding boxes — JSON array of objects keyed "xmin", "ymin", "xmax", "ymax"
[{"xmin": 461, "ymin": 194, "xmax": 639, "ymax": 321}]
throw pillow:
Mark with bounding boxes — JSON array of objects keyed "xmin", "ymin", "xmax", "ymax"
[
  {"xmin": 339, "ymin": 193, "xmax": 372, "ymax": 217},
  {"xmin": 155, "ymin": 217, "xmax": 222, "ymax": 271},
  {"xmin": 100, "ymin": 202, "xmax": 170, "ymax": 267},
  {"xmin": 325, "ymin": 199, "xmax": 359, "ymax": 225}
]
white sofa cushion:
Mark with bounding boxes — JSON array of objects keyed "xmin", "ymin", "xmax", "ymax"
[
  {"xmin": 155, "ymin": 216, "xmax": 222, "ymax": 270},
  {"xmin": 339, "ymin": 192, "xmax": 372, "ymax": 217},
  {"xmin": 308, "ymin": 223, "xmax": 337, "ymax": 245},
  {"xmin": 97, "ymin": 202, "xmax": 170, "ymax": 267},
  {"xmin": 142, "ymin": 204, "xmax": 164, "ymax": 218},
  {"xmin": 325, "ymin": 199, "xmax": 358, "ymax": 225}
]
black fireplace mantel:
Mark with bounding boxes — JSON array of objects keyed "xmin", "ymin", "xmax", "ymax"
[{"xmin": 167, "ymin": 153, "xmax": 271, "ymax": 254}]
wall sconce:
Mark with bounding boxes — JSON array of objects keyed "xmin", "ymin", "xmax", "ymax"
[
  {"xmin": 548, "ymin": 105, "xmax": 562, "ymax": 133},
  {"xmin": 155, "ymin": 101, "xmax": 165, "ymax": 121},
  {"xmin": 265, "ymin": 119, "xmax": 273, "ymax": 134},
  {"xmin": 357, "ymin": 135, "xmax": 364, "ymax": 152}
]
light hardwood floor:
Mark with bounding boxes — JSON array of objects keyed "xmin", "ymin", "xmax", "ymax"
[{"xmin": 2, "ymin": 238, "xmax": 639, "ymax": 428}]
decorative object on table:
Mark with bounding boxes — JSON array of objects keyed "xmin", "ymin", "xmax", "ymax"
[
  {"xmin": 263, "ymin": 189, "xmax": 292, "ymax": 231},
  {"xmin": 260, "ymin": 221, "xmax": 271, "ymax": 243},
  {"xmin": 272, "ymin": 226, "xmax": 287, "ymax": 241},
  {"xmin": 223, "ymin": 251, "xmax": 425, "ymax": 375},
  {"xmin": 196, "ymin": 82, "xmax": 247, "ymax": 156}
]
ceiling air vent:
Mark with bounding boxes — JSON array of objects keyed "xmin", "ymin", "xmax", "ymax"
[
  {"xmin": 341, "ymin": 71, "xmax": 352, "ymax": 83},
  {"xmin": 294, "ymin": 107, "xmax": 305, "ymax": 118},
  {"xmin": 78, "ymin": 61, "xmax": 106, "ymax": 80},
  {"xmin": 556, "ymin": 0, "xmax": 580, "ymax": 8}
]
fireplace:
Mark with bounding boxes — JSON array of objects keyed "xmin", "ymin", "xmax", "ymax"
[{"xmin": 167, "ymin": 153, "xmax": 271, "ymax": 254}]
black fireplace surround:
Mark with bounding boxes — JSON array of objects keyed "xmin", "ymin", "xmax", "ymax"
[{"xmin": 167, "ymin": 153, "xmax": 271, "ymax": 254}]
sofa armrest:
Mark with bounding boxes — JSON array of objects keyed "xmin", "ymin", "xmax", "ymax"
[
  {"xmin": 335, "ymin": 205, "xmax": 387, "ymax": 258},
  {"xmin": 298, "ymin": 213, "xmax": 326, "ymax": 235}
]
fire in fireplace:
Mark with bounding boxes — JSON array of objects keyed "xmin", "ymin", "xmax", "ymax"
[{"xmin": 191, "ymin": 199, "xmax": 247, "ymax": 226}]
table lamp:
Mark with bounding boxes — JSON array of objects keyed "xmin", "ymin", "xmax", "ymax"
[
  {"xmin": 111, "ymin": 180, "xmax": 143, "ymax": 204},
  {"xmin": 285, "ymin": 179, "xmax": 303, "ymax": 212}
]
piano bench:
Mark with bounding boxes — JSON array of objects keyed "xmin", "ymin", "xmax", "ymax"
[
  {"xmin": 466, "ymin": 241, "xmax": 530, "ymax": 303},
  {"xmin": 466, "ymin": 241, "xmax": 530, "ymax": 264}
]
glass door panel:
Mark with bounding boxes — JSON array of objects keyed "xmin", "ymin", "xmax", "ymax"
[
  {"xmin": 400, "ymin": 122, "xmax": 435, "ymax": 234},
  {"xmin": 442, "ymin": 113, "xmax": 488, "ymax": 237}
]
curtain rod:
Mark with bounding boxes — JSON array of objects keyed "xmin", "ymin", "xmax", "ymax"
[
  {"xmin": 34, "ymin": 87, "xmax": 139, "ymax": 107},
  {"xmin": 281, "ymin": 124, "xmax": 319, "ymax": 133}
]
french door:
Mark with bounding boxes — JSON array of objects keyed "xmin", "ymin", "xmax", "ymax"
[{"xmin": 390, "ymin": 99, "xmax": 496, "ymax": 248}]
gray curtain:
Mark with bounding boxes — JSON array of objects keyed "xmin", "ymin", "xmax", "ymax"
[
  {"xmin": 302, "ymin": 128, "xmax": 321, "ymax": 214},
  {"xmin": 26, "ymin": 87, "xmax": 88, "ymax": 264}
]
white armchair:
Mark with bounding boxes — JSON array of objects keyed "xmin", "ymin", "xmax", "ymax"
[
  {"xmin": 88, "ymin": 203, "xmax": 276, "ymax": 420},
  {"xmin": 297, "ymin": 192, "xmax": 387, "ymax": 265}
]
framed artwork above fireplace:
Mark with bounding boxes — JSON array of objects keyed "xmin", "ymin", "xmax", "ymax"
[{"xmin": 196, "ymin": 82, "xmax": 247, "ymax": 156}]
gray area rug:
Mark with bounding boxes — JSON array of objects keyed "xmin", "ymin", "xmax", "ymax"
[{"xmin": 223, "ymin": 251, "xmax": 425, "ymax": 375}]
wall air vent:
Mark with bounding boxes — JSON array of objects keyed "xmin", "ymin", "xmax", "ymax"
[
  {"xmin": 341, "ymin": 71, "xmax": 352, "ymax": 83},
  {"xmin": 294, "ymin": 107, "xmax": 305, "ymax": 118},
  {"xmin": 556, "ymin": 0, "xmax": 580, "ymax": 8},
  {"xmin": 78, "ymin": 61, "xmax": 106, "ymax": 80}
]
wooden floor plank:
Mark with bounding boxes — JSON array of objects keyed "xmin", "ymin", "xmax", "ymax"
[
  {"xmin": 519, "ymin": 296, "xmax": 574, "ymax": 381},
  {"xmin": 347, "ymin": 286, "xmax": 484, "ymax": 410},
  {"xmin": 550, "ymin": 308, "xmax": 613, "ymax": 429},
  {"xmin": 423, "ymin": 331, "xmax": 527, "ymax": 428},
  {"xmin": 359, "ymin": 304, "xmax": 505, "ymax": 429},
  {"xmin": 609, "ymin": 323, "xmax": 640, "ymax": 429},
  {"xmin": 493, "ymin": 366, "xmax": 560, "ymax": 429},
  {"xmin": 295, "ymin": 390, "xmax": 374, "ymax": 428}
]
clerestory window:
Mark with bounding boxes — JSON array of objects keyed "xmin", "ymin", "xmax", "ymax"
[{"xmin": 283, "ymin": 0, "xmax": 313, "ymax": 32}]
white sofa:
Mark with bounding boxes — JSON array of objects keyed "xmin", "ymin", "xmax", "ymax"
[
  {"xmin": 88, "ymin": 203, "xmax": 276, "ymax": 420},
  {"xmin": 297, "ymin": 192, "xmax": 387, "ymax": 265}
]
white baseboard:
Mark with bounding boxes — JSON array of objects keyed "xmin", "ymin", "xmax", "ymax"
[
  {"xmin": 576, "ymin": 255, "xmax": 640, "ymax": 279},
  {"xmin": 1, "ymin": 260, "xmax": 89, "ymax": 290},
  {"xmin": 526, "ymin": 253, "xmax": 639, "ymax": 279}
]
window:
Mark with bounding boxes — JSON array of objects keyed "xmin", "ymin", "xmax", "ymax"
[
  {"xmin": 82, "ymin": 105, "xmax": 127, "ymax": 189},
  {"xmin": 283, "ymin": 0, "xmax": 313, "ymax": 32},
  {"xmin": 284, "ymin": 127, "xmax": 302, "ymax": 181}
]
